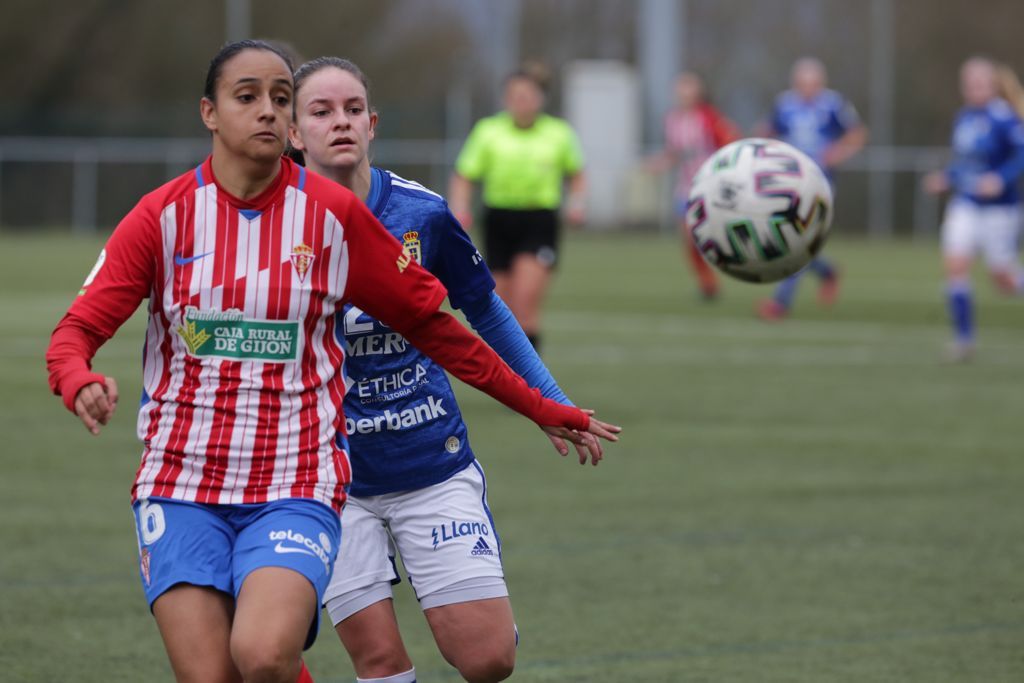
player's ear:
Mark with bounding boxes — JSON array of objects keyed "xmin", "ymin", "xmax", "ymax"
[
  {"xmin": 288, "ymin": 123, "xmax": 306, "ymax": 151},
  {"xmin": 368, "ymin": 111, "xmax": 378, "ymax": 142},
  {"xmin": 200, "ymin": 97, "xmax": 218, "ymax": 133}
]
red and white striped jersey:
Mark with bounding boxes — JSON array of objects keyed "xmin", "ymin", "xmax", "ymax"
[{"xmin": 49, "ymin": 157, "xmax": 447, "ymax": 511}]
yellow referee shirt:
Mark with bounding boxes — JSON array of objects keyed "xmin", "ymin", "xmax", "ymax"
[{"xmin": 455, "ymin": 112, "xmax": 584, "ymax": 210}]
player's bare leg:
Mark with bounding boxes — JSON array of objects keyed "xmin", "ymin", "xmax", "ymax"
[
  {"xmin": 682, "ymin": 221, "xmax": 718, "ymax": 299},
  {"xmin": 231, "ymin": 567, "xmax": 318, "ymax": 683},
  {"xmin": 335, "ymin": 599, "xmax": 415, "ymax": 680},
  {"xmin": 424, "ymin": 597, "xmax": 516, "ymax": 683},
  {"xmin": 152, "ymin": 585, "xmax": 240, "ymax": 683},
  {"xmin": 507, "ymin": 253, "xmax": 552, "ymax": 350},
  {"xmin": 990, "ymin": 266, "xmax": 1024, "ymax": 295}
]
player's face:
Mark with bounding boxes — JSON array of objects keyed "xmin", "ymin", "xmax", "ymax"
[
  {"xmin": 792, "ymin": 65, "xmax": 825, "ymax": 100},
  {"xmin": 291, "ymin": 68, "xmax": 377, "ymax": 174},
  {"xmin": 200, "ymin": 49, "xmax": 293, "ymax": 163},
  {"xmin": 675, "ymin": 74, "xmax": 703, "ymax": 109},
  {"xmin": 960, "ymin": 61, "xmax": 997, "ymax": 107},
  {"xmin": 504, "ymin": 77, "xmax": 544, "ymax": 127}
]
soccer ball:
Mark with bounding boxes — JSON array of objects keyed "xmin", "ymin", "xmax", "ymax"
[{"xmin": 686, "ymin": 138, "xmax": 833, "ymax": 283}]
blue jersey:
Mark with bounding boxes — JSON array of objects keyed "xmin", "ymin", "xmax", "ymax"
[
  {"xmin": 947, "ymin": 98, "xmax": 1024, "ymax": 206},
  {"xmin": 338, "ymin": 168, "xmax": 495, "ymax": 497},
  {"xmin": 771, "ymin": 89, "xmax": 861, "ymax": 170}
]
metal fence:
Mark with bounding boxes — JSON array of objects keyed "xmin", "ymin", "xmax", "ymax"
[{"xmin": 0, "ymin": 136, "xmax": 948, "ymax": 237}]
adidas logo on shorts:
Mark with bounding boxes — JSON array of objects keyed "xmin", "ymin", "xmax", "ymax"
[{"xmin": 470, "ymin": 536, "xmax": 494, "ymax": 556}]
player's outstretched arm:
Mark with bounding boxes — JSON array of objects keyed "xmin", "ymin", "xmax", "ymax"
[
  {"xmin": 398, "ymin": 305, "xmax": 616, "ymax": 435},
  {"xmin": 460, "ymin": 289, "xmax": 616, "ymax": 465},
  {"xmin": 339, "ymin": 192, "xmax": 621, "ymax": 440}
]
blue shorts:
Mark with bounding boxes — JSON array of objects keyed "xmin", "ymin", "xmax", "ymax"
[{"xmin": 131, "ymin": 497, "xmax": 340, "ymax": 649}]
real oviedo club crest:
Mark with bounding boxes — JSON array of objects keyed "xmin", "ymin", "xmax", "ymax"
[
  {"xmin": 402, "ymin": 231, "xmax": 422, "ymax": 265},
  {"xmin": 290, "ymin": 243, "xmax": 315, "ymax": 283}
]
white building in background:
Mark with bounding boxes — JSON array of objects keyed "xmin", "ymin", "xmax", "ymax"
[{"xmin": 564, "ymin": 60, "xmax": 642, "ymax": 230}]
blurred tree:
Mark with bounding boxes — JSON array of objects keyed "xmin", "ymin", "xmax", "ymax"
[{"xmin": 0, "ymin": 0, "xmax": 1022, "ymax": 146}]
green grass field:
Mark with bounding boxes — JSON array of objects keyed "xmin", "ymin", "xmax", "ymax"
[{"xmin": 1, "ymin": 231, "xmax": 1022, "ymax": 682}]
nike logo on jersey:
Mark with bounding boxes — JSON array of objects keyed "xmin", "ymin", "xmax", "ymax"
[
  {"xmin": 174, "ymin": 251, "xmax": 213, "ymax": 266},
  {"xmin": 273, "ymin": 541, "xmax": 316, "ymax": 557}
]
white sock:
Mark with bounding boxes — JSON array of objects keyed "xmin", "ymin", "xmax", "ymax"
[{"xmin": 357, "ymin": 668, "xmax": 416, "ymax": 683}]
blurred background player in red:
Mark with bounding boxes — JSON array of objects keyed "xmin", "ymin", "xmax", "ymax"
[
  {"xmin": 448, "ymin": 64, "xmax": 586, "ymax": 354},
  {"xmin": 45, "ymin": 40, "xmax": 617, "ymax": 683},
  {"xmin": 646, "ymin": 71, "xmax": 739, "ymax": 300},
  {"xmin": 923, "ymin": 56, "xmax": 1024, "ymax": 361},
  {"xmin": 757, "ymin": 57, "xmax": 868, "ymax": 320}
]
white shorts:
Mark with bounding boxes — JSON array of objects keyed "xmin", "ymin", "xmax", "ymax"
[
  {"xmin": 941, "ymin": 199, "xmax": 1022, "ymax": 269},
  {"xmin": 324, "ymin": 462, "xmax": 508, "ymax": 626}
]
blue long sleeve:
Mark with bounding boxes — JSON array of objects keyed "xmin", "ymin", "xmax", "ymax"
[{"xmin": 460, "ymin": 291, "xmax": 572, "ymax": 406}]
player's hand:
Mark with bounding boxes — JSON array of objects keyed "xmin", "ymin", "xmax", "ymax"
[
  {"xmin": 922, "ymin": 171, "xmax": 950, "ymax": 195},
  {"xmin": 566, "ymin": 204, "xmax": 587, "ymax": 228},
  {"xmin": 542, "ymin": 426, "xmax": 603, "ymax": 465},
  {"xmin": 74, "ymin": 377, "xmax": 119, "ymax": 436},
  {"xmin": 974, "ymin": 172, "xmax": 1004, "ymax": 198},
  {"xmin": 541, "ymin": 411, "xmax": 621, "ymax": 466}
]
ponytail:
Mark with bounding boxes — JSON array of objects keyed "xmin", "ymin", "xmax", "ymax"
[{"xmin": 996, "ymin": 63, "xmax": 1024, "ymax": 119}]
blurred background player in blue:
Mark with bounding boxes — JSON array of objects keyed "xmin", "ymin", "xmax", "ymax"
[
  {"xmin": 923, "ymin": 56, "xmax": 1024, "ymax": 361},
  {"xmin": 646, "ymin": 71, "xmax": 739, "ymax": 300},
  {"xmin": 757, "ymin": 57, "xmax": 868, "ymax": 321},
  {"xmin": 289, "ymin": 57, "xmax": 615, "ymax": 683}
]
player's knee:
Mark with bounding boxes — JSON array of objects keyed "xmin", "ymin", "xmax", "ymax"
[
  {"xmin": 232, "ymin": 638, "xmax": 295, "ymax": 683},
  {"xmin": 455, "ymin": 645, "xmax": 515, "ymax": 683},
  {"xmin": 352, "ymin": 647, "xmax": 413, "ymax": 680}
]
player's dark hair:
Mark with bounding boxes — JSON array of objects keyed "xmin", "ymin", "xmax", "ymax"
[
  {"xmin": 293, "ymin": 56, "xmax": 373, "ymax": 109},
  {"xmin": 204, "ymin": 39, "xmax": 295, "ymax": 101},
  {"xmin": 505, "ymin": 63, "xmax": 550, "ymax": 94}
]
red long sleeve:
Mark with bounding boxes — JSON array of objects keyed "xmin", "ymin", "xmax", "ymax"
[
  {"xmin": 400, "ymin": 308, "xmax": 589, "ymax": 430},
  {"xmin": 46, "ymin": 192, "xmax": 160, "ymax": 413},
  {"xmin": 46, "ymin": 321, "xmax": 109, "ymax": 412},
  {"xmin": 334, "ymin": 186, "xmax": 590, "ymax": 432}
]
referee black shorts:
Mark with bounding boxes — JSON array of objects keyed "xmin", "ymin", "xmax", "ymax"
[{"xmin": 482, "ymin": 207, "xmax": 560, "ymax": 272}]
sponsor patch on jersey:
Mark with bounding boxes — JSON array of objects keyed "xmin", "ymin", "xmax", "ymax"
[
  {"xmin": 345, "ymin": 395, "xmax": 447, "ymax": 434},
  {"xmin": 290, "ymin": 242, "xmax": 315, "ymax": 282},
  {"xmin": 431, "ymin": 520, "xmax": 491, "ymax": 550},
  {"xmin": 78, "ymin": 249, "xmax": 106, "ymax": 296},
  {"xmin": 177, "ymin": 306, "xmax": 300, "ymax": 363},
  {"xmin": 402, "ymin": 230, "xmax": 422, "ymax": 264}
]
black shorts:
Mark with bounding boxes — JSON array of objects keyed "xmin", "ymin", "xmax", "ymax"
[{"xmin": 483, "ymin": 207, "xmax": 560, "ymax": 272}]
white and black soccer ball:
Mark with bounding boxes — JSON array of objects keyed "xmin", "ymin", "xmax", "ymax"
[{"xmin": 686, "ymin": 137, "xmax": 833, "ymax": 283}]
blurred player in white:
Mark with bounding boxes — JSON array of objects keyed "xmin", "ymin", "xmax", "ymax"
[
  {"xmin": 923, "ymin": 57, "xmax": 1024, "ymax": 361},
  {"xmin": 647, "ymin": 71, "xmax": 739, "ymax": 300},
  {"xmin": 45, "ymin": 40, "xmax": 617, "ymax": 683},
  {"xmin": 757, "ymin": 57, "xmax": 867, "ymax": 320},
  {"xmin": 289, "ymin": 57, "xmax": 616, "ymax": 683}
]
